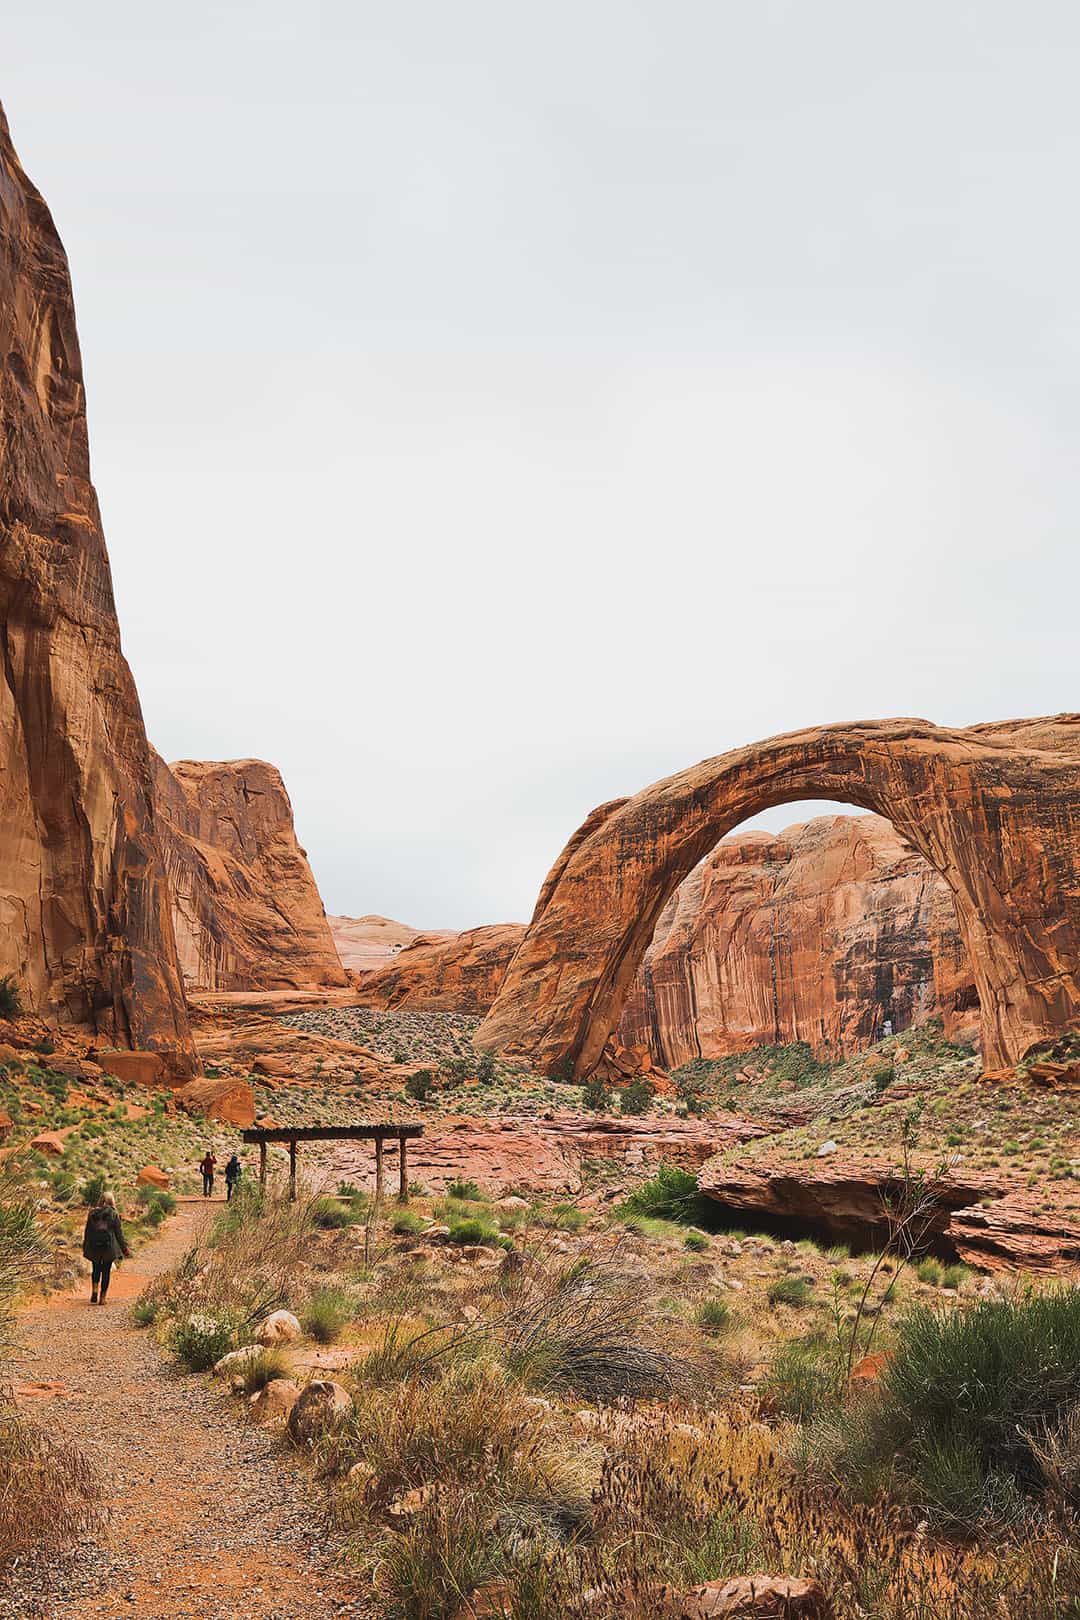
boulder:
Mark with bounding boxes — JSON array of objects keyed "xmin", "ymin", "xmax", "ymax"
[
  {"xmin": 136, "ymin": 1165, "xmax": 170, "ymax": 1190},
  {"xmin": 250, "ymin": 1378, "xmax": 300, "ymax": 1425},
  {"xmin": 657, "ymin": 1575, "xmax": 830, "ymax": 1618},
  {"xmin": 98, "ymin": 1051, "xmax": 167, "ymax": 1089},
  {"xmin": 177, "ymin": 1077, "xmax": 256, "ymax": 1128},
  {"xmin": 213, "ymin": 1345, "xmax": 263, "ymax": 1378},
  {"xmin": 286, "ymin": 1379, "xmax": 352, "ymax": 1445},
  {"xmin": 255, "ymin": 1310, "xmax": 301, "ymax": 1346},
  {"xmin": 29, "ymin": 1132, "xmax": 65, "ymax": 1157},
  {"xmin": 0, "ymin": 1044, "xmax": 22, "ymax": 1068}
]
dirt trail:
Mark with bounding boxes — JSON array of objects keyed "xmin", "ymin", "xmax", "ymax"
[{"xmin": 2, "ymin": 1206, "xmax": 363, "ymax": 1620}]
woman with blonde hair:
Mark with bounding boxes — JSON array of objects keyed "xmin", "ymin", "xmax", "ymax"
[{"xmin": 81, "ymin": 1190, "xmax": 131, "ymax": 1305}]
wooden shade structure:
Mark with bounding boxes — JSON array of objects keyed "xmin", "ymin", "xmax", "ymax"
[{"xmin": 241, "ymin": 1122, "xmax": 424, "ymax": 1202}]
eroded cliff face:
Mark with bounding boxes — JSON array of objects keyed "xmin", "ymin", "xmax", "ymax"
[
  {"xmin": 618, "ymin": 816, "xmax": 977, "ymax": 1067},
  {"xmin": 151, "ymin": 754, "xmax": 347, "ymax": 993},
  {"xmin": 351, "ymin": 924, "xmax": 525, "ymax": 1013},
  {"xmin": 328, "ymin": 915, "xmax": 430, "ymax": 975},
  {"xmin": 0, "ymin": 109, "xmax": 195, "ymax": 1072}
]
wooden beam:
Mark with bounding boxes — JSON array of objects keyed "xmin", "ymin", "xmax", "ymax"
[
  {"xmin": 398, "ymin": 1136, "xmax": 408, "ymax": 1203},
  {"xmin": 374, "ymin": 1135, "xmax": 384, "ymax": 1202},
  {"xmin": 289, "ymin": 1138, "xmax": 297, "ymax": 1203}
]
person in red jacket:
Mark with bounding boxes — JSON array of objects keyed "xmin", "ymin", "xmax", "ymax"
[{"xmin": 199, "ymin": 1150, "xmax": 217, "ymax": 1198}]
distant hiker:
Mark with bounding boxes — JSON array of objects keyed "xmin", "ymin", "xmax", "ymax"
[
  {"xmin": 200, "ymin": 1150, "xmax": 217, "ymax": 1198},
  {"xmin": 82, "ymin": 1191, "xmax": 130, "ymax": 1305},
  {"xmin": 224, "ymin": 1153, "xmax": 242, "ymax": 1202}
]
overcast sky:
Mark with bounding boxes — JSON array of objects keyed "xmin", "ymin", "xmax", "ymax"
[{"xmin": 6, "ymin": 4, "xmax": 1079, "ymax": 927}]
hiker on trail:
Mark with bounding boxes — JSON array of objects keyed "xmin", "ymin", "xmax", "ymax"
[
  {"xmin": 200, "ymin": 1150, "xmax": 217, "ymax": 1198},
  {"xmin": 82, "ymin": 1191, "xmax": 130, "ymax": 1305},
  {"xmin": 224, "ymin": 1153, "xmax": 242, "ymax": 1202}
]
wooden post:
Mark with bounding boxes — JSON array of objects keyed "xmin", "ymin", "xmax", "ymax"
[
  {"xmin": 289, "ymin": 1138, "xmax": 297, "ymax": 1202},
  {"xmin": 374, "ymin": 1134, "xmax": 384, "ymax": 1202},
  {"xmin": 398, "ymin": 1135, "xmax": 408, "ymax": 1202},
  {"xmin": 259, "ymin": 1139, "xmax": 267, "ymax": 1191}
]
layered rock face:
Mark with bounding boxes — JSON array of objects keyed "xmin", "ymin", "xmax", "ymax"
[
  {"xmin": 151, "ymin": 754, "xmax": 347, "ymax": 993},
  {"xmin": 479, "ymin": 717, "xmax": 1080, "ymax": 1077},
  {"xmin": 618, "ymin": 816, "xmax": 976, "ymax": 1067},
  {"xmin": 352, "ymin": 924, "xmax": 525, "ymax": 1013},
  {"xmin": 328, "ymin": 914, "xmax": 430, "ymax": 975},
  {"xmin": 0, "ymin": 109, "xmax": 195, "ymax": 1072}
]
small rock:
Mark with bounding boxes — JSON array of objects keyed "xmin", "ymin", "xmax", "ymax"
[
  {"xmin": 287, "ymin": 1379, "xmax": 352, "ymax": 1445},
  {"xmin": 255, "ymin": 1309, "xmax": 302, "ymax": 1345},
  {"xmin": 817, "ymin": 1140, "xmax": 838, "ymax": 1157},
  {"xmin": 250, "ymin": 1378, "xmax": 300, "ymax": 1425}
]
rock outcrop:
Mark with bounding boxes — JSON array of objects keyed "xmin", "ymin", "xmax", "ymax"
[
  {"xmin": 618, "ymin": 816, "xmax": 976, "ymax": 1067},
  {"xmin": 352, "ymin": 925, "xmax": 525, "ymax": 1013},
  {"xmin": 479, "ymin": 717, "xmax": 1080, "ymax": 1077},
  {"xmin": 327, "ymin": 914, "xmax": 428, "ymax": 975},
  {"xmin": 151, "ymin": 754, "xmax": 347, "ymax": 993},
  {"xmin": 0, "ymin": 107, "xmax": 195, "ymax": 1074}
]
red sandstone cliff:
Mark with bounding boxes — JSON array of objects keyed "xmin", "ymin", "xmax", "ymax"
[
  {"xmin": 352, "ymin": 924, "xmax": 525, "ymax": 1013},
  {"xmin": 617, "ymin": 816, "xmax": 976, "ymax": 1066},
  {"xmin": 328, "ymin": 915, "xmax": 439, "ymax": 976},
  {"xmin": 0, "ymin": 108, "xmax": 195, "ymax": 1072},
  {"xmin": 151, "ymin": 754, "xmax": 347, "ymax": 993}
]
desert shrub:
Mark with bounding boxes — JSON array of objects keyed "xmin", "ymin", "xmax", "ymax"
[
  {"xmin": 145, "ymin": 1198, "xmax": 167, "ymax": 1227},
  {"xmin": 0, "ymin": 976, "xmax": 22, "ymax": 1019},
  {"xmin": 302, "ymin": 1285, "xmax": 355, "ymax": 1344},
  {"xmin": 170, "ymin": 1311, "xmax": 236, "ymax": 1371},
  {"xmin": 447, "ymin": 1217, "xmax": 499, "ymax": 1246},
  {"xmin": 684, "ymin": 1230, "xmax": 710, "ymax": 1252},
  {"xmin": 837, "ymin": 1286, "xmax": 1080, "ymax": 1528},
  {"xmin": 131, "ymin": 1297, "xmax": 158, "ymax": 1327},
  {"xmin": 623, "ymin": 1164, "xmax": 710, "ymax": 1227},
  {"xmin": 79, "ymin": 1172, "xmax": 108, "ymax": 1207},
  {"xmin": 916, "ymin": 1257, "xmax": 944, "ymax": 1286},
  {"xmin": 767, "ymin": 1275, "xmax": 813, "ymax": 1308},
  {"xmin": 0, "ymin": 1414, "xmax": 102, "ymax": 1572},
  {"xmin": 392, "ymin": 1209, "xmax": 427, "ymax": 1237},
  {"xmin": 404, "ymin": 1069, "xmax": 436, "ymax": 1102},
  {"xmin": 581, "ymin": 1077, "xmax": 610, "ymax": 1112},
  {"xmin": 475, "ymin": 1049, "xmax": 497, "ymax": 1085},
  {"xmin": 151, "ymin": 1187, "xmax": 315, "ymax": 1333},
  {"xmin": 312, "ymin": 1196, "xmax": 352, "ymax": 1230},
  {"xmin": 761, "ymin": 1335, "xmax": 838, "ymax": 1421},
  {"xmin": 446, "ymin": 1178, "xmax": 484, "ymax": 1201},
  {"xmin": 49, "ymin": 1169, "xmax": 77, "ymax": 1203},
  {"xmin": 368, "ymin": 1487, "xmax": 504, "ymax": 1620},
  {"xmin": 941, "ymin": 1263, "xmax": 969, "ymax": 1290},
  {"xmin": 696, "ymin": 1298, "xmax": 732, "ymax": 1334},
  {"xmin": 137, "ymin": 1185, "xmax": 176, "ymax": 1215},
  {"xmin": 240, "ymin": 1346, "xmax": 290, "ymax": 1394},
  {"xmin": 619, "ymin": 1078, "xmax": 655, "ymax": 1115}
]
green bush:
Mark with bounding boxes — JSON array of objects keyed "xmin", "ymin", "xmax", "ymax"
[
  {"xmin": 448, "ymin": 1217, "xmax": 500, "ymax": 1246},
  {"xmin": 0, "ymin": 976, "xmax": 22, "ymax": 1019},
  {"xmin": 941, "ymin": 1263, "xmax": 969, "ymax": 1290},
  {"xmin": 137, "ymin": 1186, "xmax": 176, "ymax": 1217},
  {"xmin": 311, "ymin": 1196, "xmax": 351, "ymax": 1230},
  {"xmin": 131, "ymin": 1297, "xmax": 158, "ymax": 1327},
  {"xmin": 405, "ymin": 1069, "xmax": 436, "ymax": 1102},
  {"xmin": 696, "ymin": 1298, "xmax": 732, "ymax": 1334},
  {"xmin": 581, "ymin": 1077, "xmax": 610, "ymax": 1113},
  {"xmin": 392, "ymin": 1209, "xmax": 427, "ymax": 1236},
  {"xmin": 916, "ymin": 1258, "xmax": 944, "ymax": 1286},
  {"xmin": 840, "ymin": 1287, "xmax": 1080, "ymax": 1527},
  {"xmin": 446, "ymin": 1178, "xmax": 484, "ymax": 1201},
  {"xmin": 171, "ymin": 1312, "xmax": 235, "ymax": 1371},
  {"xmin": 475, "ymin": 1050, "xmax": 497, "ymax": 1085},
  {"xmin": 49, "ymin": 1170, "xmax": 76, "ymax": 1203},
  {"xmin": 762, "ymin": 1336, "xmax": 837, "ymax": 1420},
  {"xmin": 623, "ymin": 1164, "xmax": 710, "ymax": 1227},
  {"xmin": 79, "ymin": 1173, "xmax": 108, "ymax": 1207},
  {"xmin": 241, "ymin": 1346, "xmax": 290, "ymax": 1393},
  {"xmin": 301, "ymin": 1286, "xmax": 355, "ymax": 1344},
  {"xmin": 767, "ymin": 1275, "xmax": 813, "ymax": 1308},
  {"xmin": 619, "ymin": 1078, "xmax": 655, "ymax": 1115},
  {"xmin": 683, "ymin": 1231, "xmax": 710, "ymax": 1252}
]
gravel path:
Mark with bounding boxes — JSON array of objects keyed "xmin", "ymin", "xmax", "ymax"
[{"xmin": 2, "ymin": 1207, "xmax": 364, "ymax": 1620}]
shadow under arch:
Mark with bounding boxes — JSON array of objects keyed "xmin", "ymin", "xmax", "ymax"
[{"xmin": 476, "ymin": 716, "xmax": 1080, "ymax": 1077}]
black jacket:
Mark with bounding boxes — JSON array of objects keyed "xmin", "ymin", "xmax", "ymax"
[{"xmin": 82, "ymin": 1206, "xmax": 129, "ymax": 1264}]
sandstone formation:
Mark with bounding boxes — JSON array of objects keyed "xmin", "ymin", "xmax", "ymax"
[
  {"xmin": 352, "ymin": 924, "xmax": 525, "ymax": 1013},
  {"xmin": 327, "ymin": 914, "xmax": 429, "ymax": 975},
  {"xmin": 618, "ymin": 815, "xmax": 976, "ymax": 1067},
  {"xmin": 151, "ymin": 753, "xmax": 347, "ymax": 993},
  {"xmin": 0, "ymin": 108, "xmax": 195, "ymax": 1073},
  {"xmin": 176, "ymin": 1075, "xmax": 256, "ymax": 1127},
  {"xmin": 478, "ymin": 717, "xmax": 1080, "ymax": 1077},
  {"xmin": 696, "ymin": 1150, "xmax": 1080, "ymax": 1274}
]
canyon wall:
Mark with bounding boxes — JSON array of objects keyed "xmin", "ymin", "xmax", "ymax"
[
  {"xmin": 351, "ymin": 924, "xmax": 525, "ymax": 1013},
  {"xmin": 0, "ymin": 108, "xmax": 195, "ymax": 1072},
  {"xmin": 617, "ymin": 816, "xmax": 977, "ymax": 1067},
  {"xmin": 151, "ymin": 753, "xmax": 347, "ymax": 993},
  {"xmin": 328, "ymin": 914, "xmax": 430, "ymax": 975}
]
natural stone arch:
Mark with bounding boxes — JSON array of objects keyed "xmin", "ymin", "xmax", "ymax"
[{"xmin": 476, "ymin": 716, "xmax": 1080, "ymax": 1077}]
